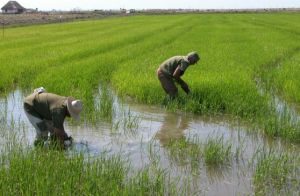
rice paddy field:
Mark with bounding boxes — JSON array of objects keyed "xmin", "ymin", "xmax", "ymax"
[{"xmin": 0, "ymin": 12, "xmax": 299, "ymax": 195}]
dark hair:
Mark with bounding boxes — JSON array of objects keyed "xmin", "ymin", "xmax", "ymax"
[{"xmin": 187, "ymin": 51, "xmax": 200, "ymax": 61}]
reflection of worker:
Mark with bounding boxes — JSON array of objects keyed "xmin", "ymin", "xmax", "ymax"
[
  {"xmin": 157, "ymin": 51, "xmax": 200, "ymax": 99},
  {"xmin": 23, "ymin": 88, "xmax": 83, "ymax": 147},
  {"xmin": 155, "ymin": 114, "xmax": 189, "ymax": 146}
]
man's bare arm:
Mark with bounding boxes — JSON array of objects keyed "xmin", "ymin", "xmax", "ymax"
[
  {"xmin": 173, "ymin": 67, "xmax": 190, "ymax": 94},
  {"xmin": 173, "ymin": 66, "xmax": 184, "ymax": 79},
  {"xmin": 53, "ymin": 127, "xmax": 68, "ymax": 146}
]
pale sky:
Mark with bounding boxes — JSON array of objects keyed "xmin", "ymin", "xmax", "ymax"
[{"xmin": 1, "ymin": 0, "xmax": 299, "ymax": 11}]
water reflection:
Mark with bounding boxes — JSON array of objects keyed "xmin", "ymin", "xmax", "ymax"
[{"xmin": 155, "ymin": 114, "xmax": 189, "ymax": 146}]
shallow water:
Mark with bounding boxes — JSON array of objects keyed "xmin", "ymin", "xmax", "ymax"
[{"xmin": 0, "ymin": 89, "xmax": 298, "ymax": 195}]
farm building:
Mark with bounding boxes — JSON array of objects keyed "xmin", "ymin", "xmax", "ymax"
[{"xmin": 1, "ymin": 1, "xmax": 26, "ymax": 14}]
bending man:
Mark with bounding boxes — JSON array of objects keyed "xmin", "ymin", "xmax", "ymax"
[
  {"xmin": 24, "ymin": 89, "xmax": 83, "ymax": 147},
  {"xmin": 157, "ymin": 51, "xmax": 200, "ymax": 99}
]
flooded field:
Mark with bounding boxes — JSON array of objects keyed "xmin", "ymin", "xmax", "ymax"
[
  {"xmin": 1, "ymin": 89, "xmax": 299, "ymax": 195},
  {"xmin": 0, "ymin": 13, "xmax": 299, "ymax": 195}
]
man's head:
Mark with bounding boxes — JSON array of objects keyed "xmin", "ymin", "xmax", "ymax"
[
  {"xmin": 66, "ymin": 97, "xmax": 83, "ymax": 121},
  {"xmin": 187, "ymin": 51, "xmax": 200, "ymax": 65}
]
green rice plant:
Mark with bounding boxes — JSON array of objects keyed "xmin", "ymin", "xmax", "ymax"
[
  {"xmin": 127, "ymin": 166, "xmax": 180, "ymax": 196},
  {"xmin": 0, "ymin": 148, "xmax": 124, "ymax": 195},
  {"xmin": 95, "ymin": 85, "xmax": 114, "ymax": 121},
  {"xmin": 203, "ymin": 135, "xmax": 232, "ymax": 167},
  {"xmin": 253, "ymin": 149, "xmax": 300, "ymax": 195},
  {"xmin": 165, "ymin": 137, "xmax": 202, "ymax": 171},
  {"xmin": 258, "ymin": 43, "xmax": 300, "ymax": 105},
  {"xmin": 143, "ymin": 140, "xmax": 195, "ymax": 195},
  {"xmin": 262, "ymin": 112, "xmax": 300, "ymax": 143},
  {"xmin": 120, "ymin": 109, "xmax": 140, "ymax": 137},
  {"xmin": 110, "ymin": 102, "xmax": 141, "ymax": 137}
]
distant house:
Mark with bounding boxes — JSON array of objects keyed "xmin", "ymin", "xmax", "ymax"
[
  {"xmin": 1, "ymin": 1, "xmax": 26, "ymax": 14},
  {"xmin": 26, "ymin": 8, "xmax": 38, "ymax": 13},
  {"xmin": 120, "ymin": 8, "xmax": 126, "ymax": 13}
]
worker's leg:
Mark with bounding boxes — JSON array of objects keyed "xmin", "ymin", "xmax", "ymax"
[
  {"xmin": 24, "ymin": 104, "xmax": 49, "ymax": 146},
  {"xmin": 157, "ymin": 69, "xmax": 178, "ymax": 99}
]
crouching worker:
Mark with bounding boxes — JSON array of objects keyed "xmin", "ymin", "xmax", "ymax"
[
  {"xmin": 23, "ymin": 88, "xmax": 83, "ymax": 148},
  {"xmin": 157, "ymin": 51, "xmax": 200, "ymax": 99}
]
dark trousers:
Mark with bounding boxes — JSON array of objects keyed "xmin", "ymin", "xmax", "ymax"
[{"xmin": 157, "ymin": 68, "xmax": 178, "ymax": 98}]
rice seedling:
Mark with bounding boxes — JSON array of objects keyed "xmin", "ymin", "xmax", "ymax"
[
  {"xmin": 203, "ymin": 135, "xmax": 232, "ymax": 167},
  {"xmin": 165, "ymin": 137, "xmax": 202, "ymax": 168},
  {"xmin": 94, "ymin": 85, "xmax": 115, "ymax": 121},
  {"xmin": 118, "ymin": 109, "xmax": 141, "ymax": 137},
  {"xmin": 253, "ymin": 148, "xmax": 300, "ymax": 195}
]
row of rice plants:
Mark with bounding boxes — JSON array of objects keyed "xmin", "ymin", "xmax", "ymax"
[
  {"xmin": 0, "ymin": 15, "xmax": 192, "ymax": 91},
  {"xmin": 260, "ymin": 49, "xmax": 300, "ymax": 104}
]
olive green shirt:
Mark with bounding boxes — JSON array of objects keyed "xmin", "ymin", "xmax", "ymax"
[
  {"xmin": 159, "ymin": 56, "xmax": 190, "ymax": 77},
  {"xmin": 24, "ymin": 93, "xmax": 68, "ymax": 129}
]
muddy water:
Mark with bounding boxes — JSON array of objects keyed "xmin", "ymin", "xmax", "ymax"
[{"xmin": 0, "ymin": 89, "xmax": 298, "ymax": 195}]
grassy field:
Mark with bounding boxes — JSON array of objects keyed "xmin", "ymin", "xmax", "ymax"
[
  {"xmin": 0, "ymin": 13, "xmax": 299, "ymax": 141},
  {"xmin": 0, "ymin": 12, "xmax": 299, "ymax": 194}
]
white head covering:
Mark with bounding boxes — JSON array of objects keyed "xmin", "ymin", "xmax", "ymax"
[{"xmin": 66, "ymin": 97, "xmax": 83, "ymax": 121}]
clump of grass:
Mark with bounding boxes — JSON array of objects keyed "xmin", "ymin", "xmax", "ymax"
[
  {"xmin": 142, "ymin": 134, "xmax": 201, "ymax": 187},
  {"xmin": 112, "ymin": 108, "xmax": 140, "ymax": 138},
  {"xmin": 94, "ymin": 85, "xmax": 114, "ymax": 121},
  {"xmin": 127, "ymin": 166, "xmax": 179, "ymax": 195},
  {"xmin": 166, "ymin": 137, "xmax": 202, "ymax": 168},
  {"xmin": 253, "ymin": 149, "xmax": 299, "ymax": 195},
  {"xmin": 262, "ymin": 114, "xmax": 300, "ymax": 143},
  {"xmin": 203, "ymin": 135, "xmax": 232, "ymax": 167}
]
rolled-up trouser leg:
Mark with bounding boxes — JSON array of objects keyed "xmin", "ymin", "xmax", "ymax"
[{"xmin": 157, "ymin": 69, "xmax": 178, "ymax": 98}]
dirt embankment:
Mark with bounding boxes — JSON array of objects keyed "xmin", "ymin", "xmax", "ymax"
[
  {"xmin": 0, "ymin": 11, "xmax": 120, "ymax": 27},
  {"xmin": 1, "ymin": 8, "xmax": 298, "ymax": 27}
]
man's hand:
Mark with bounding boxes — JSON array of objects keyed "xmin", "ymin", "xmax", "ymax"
[
  {"xmin": 66, "ymin": 136, "xmax": 73, "ymax": 142},
  {"xmin": 181, "ymin": 83, "xmax": 190, "ymax": 94},
  {"xmin": 64, "ymin": 136, "xmax": 73, "ymax": 146},
  {"xmin": 53, "ymin": 127, "xmax": 68, "ymax": 147}
]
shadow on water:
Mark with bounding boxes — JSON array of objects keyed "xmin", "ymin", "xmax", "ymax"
[{"xmin": 0, "ymin": 88, "xmax": 299, "ymax": 195}]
